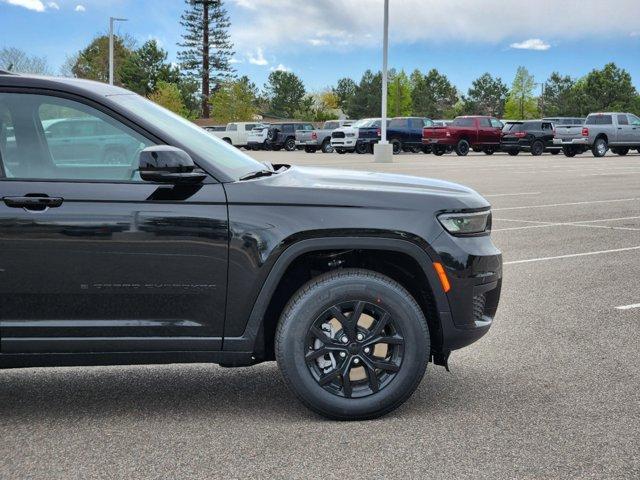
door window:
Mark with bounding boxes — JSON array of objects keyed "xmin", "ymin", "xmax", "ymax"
[
  {"xmin": 244, "ymin": 124, "xmax": 256, "ymax": 131},
  {"xmin": 227, "ymin": 123, "xmax": 238, "ymax": 131},
  {"xmin": 282, "ymin": 124, "xmax": 294, "ymax": 133},
  {"xmin": 490, "ymin": 118, "xmax": 503, "ymax": 128},
  {"xmin": 617, "ymin": 115, "xmax": 629, "ymax": 125},
  {"xmin": 629, "ymin": 114, "xmax": 640, "ymax": 126},
  {"xmin": 0, "ymin": 93, "xmax": 153, "ymax": 181},
  {"xmin": 479, "ymin": 118, "xmax": 491, "ymax": 127}
]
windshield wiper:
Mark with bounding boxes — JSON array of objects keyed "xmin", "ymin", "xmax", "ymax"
[{"xmin": 238, "ymin": 169, "xmax": 275, "ymax": 181}]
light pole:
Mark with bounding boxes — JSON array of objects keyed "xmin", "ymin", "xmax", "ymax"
[
  {"xmin": 374, "ymin": 0, "xmax": 393, "ymax": 163},
  {"xmin": 109, "ymin": 16, "xmax": 128, "ymax": 85}
]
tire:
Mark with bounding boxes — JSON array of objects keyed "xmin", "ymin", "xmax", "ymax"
[
  {"xmin": 304, "ymin": 146, "xmax": 317, "ymax": 153},
  {"xmin": 530, "ymin": 140, "xmax": 544, "ymax": 156},
  {"xmin": 432, "ymin": 146, "xmax": 445, "ymax": 156},
  {"xmin": 592, "ymin": 137, "xmax": 608, "ymax": 157},
  {"xmin": 410, "ymin": 146, "xmax": 422, "ymax": 154},
  {"xmin": 637, "ymin": 148, "xmax": 640, "ymax": 154},
  {"xmin": 483, "ymin": 148, "xmax": 494, "ymax": 155},
  {"xmin": 272, "ymin": 145, "xmax": 282, "ymax": 151},
  {"xmin": 551, "ymin": 150, "xmax": 560, "ymax": 155},
  {"xmin": 321, "ymin": 139, "xmax": 333, "ymax": 154},
  {"xmin": 284, "ymin": 137, "xmax": 296, "ymax": 152},
  {"xmin": 223, "ymin": 138, "xmax": 232, "ymax": 145},
  {"xmin": 616, "ymin": 147, "xmax": 629, "ymax": 156},
  {"xmin": 355, "ymin": 141, "xmax": 369, "ymax": 154},
  {"xmin": 275, "ymin": 269, "xmax": 430, "ymax": 421},
  {"xmin": 391, "ymin": 140, "xmax": 402, "ymax": 155},
  {"xmin": 507, "ymin": 150, "xmax": 519, "ymax": 156},
  {"xmin": 336, "ymin": 149, "xmax": 346, "ymax": 155},
  {"xmin": 422, "ymin": 145, "xmax": 432, "ymax": 154},
  {"xmin": 454, "ymin": 139, "xmax": 470, "ymax": 156},
  {"xmin": 562, "ymin": 146, "xmax": 576, "ymax": 157}
]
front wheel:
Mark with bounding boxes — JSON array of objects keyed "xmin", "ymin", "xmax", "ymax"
[
  {"xmin": 454, "ymin": 139, "xmax": 470, "ymax": 156},
  {"xmin": 336, "ymin": 148, "xmax": 346, "ymax": 154},
  {"xmin": 321, "ymin": 139, "xmax": 334, "ymax": 154},
  {"xmin": 391, "ymin": 140, "xmax": 402, "ymax": 155},
  {"xmin": 507, "ymin": 150, "xmax": 519, "ymax": 156},
  {"xmin": 483, "ymin": 148, "xmax": 494, "ymax": 155},
  {"xmin": 304, "ymin": 146, "xmax": 317, "ymax": 153},
  {"xmin": 615, "ymin": 147, "xmax": 629, "ymax": 156},
  {"xmin": 563, "ymin": 146, "xmax": 577, "ymax": 157},
  {"xmin": 275, "ymin": 269, "xmax": 430, "ymax": 420}
]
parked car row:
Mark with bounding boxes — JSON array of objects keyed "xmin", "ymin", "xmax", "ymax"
[{"xmin": 206, "ymin": 112, "xmax": 640, "ymax": 158}]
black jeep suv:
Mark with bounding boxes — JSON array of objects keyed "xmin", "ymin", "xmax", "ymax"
[{"xmin": 0, "ymin": 73, "xmax": 502, "ymax": 420}]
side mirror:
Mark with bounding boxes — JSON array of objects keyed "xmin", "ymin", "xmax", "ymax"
[{"xmin": 139, "ymin": 146, "xmax": 207, "ymax": 184}]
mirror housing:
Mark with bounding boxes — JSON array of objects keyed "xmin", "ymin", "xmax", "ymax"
[{"xmin": 139, "ymin": 146, "xmax": 207, "ymax": 184}]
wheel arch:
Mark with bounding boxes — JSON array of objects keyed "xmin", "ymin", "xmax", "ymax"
[{"xmin": 223, "ymin": 237, "xmax": 450, "ymax": 360}]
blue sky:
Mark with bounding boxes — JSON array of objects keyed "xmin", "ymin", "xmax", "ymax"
[{"xmin": 2, "ymin": 0, "xmax": 640, "ymax": 94}]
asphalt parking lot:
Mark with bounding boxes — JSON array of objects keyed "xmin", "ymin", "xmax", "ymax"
[{"xmin": 2, "ymin": 150, "xmax": 639, "ymax": 479}]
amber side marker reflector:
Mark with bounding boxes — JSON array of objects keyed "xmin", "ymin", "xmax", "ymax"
[{"xmin": 433, "ymin": 262, "xmax": 451, "ymax": 293}]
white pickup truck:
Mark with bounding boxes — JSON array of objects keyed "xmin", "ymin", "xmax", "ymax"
[{"xmin": 212, "ymin": 122, "xmax": 259, "ymax": 149}]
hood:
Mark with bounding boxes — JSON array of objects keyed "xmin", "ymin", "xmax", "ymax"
[{"xmin": 227, "ymin": 165, "xmax": 490, "ymax": 212}]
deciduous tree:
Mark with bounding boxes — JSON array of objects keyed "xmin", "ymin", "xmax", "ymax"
[
  {"xmin": 210, "ymin": 76, "xmax": 258, "ymax": 123},
  {"xmin": 504, "ymin": 66, "xmax": 539, "ymax": 119},
  {"xmin": 264, "ymin": 70, "xmax": 306, "ymax": 118}
]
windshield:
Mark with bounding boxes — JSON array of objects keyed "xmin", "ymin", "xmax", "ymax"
[
  {"xmin": 109, "ymin": 94, "xmax": 265, "ymax": 181},
  {"xmin": 352, "ymin": 118, "xmax": 379, "ymax": 128}
]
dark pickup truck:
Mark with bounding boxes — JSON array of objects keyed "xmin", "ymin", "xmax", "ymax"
[
  {"xmin": 387, "ymin": 117, "xmax": 434, "ymax": 154},
  {"xmin": 423, "ymin": 116, "xmax": 504, "ymax": 156},
  {"xmin": 0, "ymin": 72, "xmax": 503, "ymax": 421}
]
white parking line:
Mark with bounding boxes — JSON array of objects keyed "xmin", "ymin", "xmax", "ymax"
[
  {"xmin": 484, "ymin": 192, "xmax": 541, "ymax": 198},
  {"xmin": 615, "ymin": 303, "xmax": 640, "ymax": 311},
  {"xmin": 493, "ymin": 198, "xmax": 639, "ymax": 211},
  {"xmin": 493, "ymin": 215, "xmax": 640, "ymax": 232},
  {"xmin": 505, "ymin": 246, "xmax": 640, "ymax": 265}
]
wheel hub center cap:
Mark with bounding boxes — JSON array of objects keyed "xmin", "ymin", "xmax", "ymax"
[{"xmin": 348, "ymin": 343, "xmax": 360, "ymax": 355}]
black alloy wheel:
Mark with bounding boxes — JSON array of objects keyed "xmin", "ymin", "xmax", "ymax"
[
  {"xmin": 507, "ymin": 150, "xmax": 520, "ymax": 156},
  {"xmin": 355, "ymin": 141, "xmax": 369, "ymax": 154},
  {"xmin": 455, "ymin": 139, "xmax": 470, "ymax": 156},
  {"xmin": 391, "ymin": 140, "xmax": 402, "ymax": 154},
  {"xmin": 304, "ymin": 300, "xmax": 404, "ymax": 399},
  {"xmin": 284, "ymin": 137, "xmax": 297, "ymax": 151},
  {"xmin": 531, "ymin": 141, "xmax": 544, "ymax": 156}
]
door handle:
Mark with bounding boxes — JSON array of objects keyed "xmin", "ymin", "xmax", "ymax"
[{"xmin": 3, "ymin": 195, "xmax": 64, "ymax": 210}]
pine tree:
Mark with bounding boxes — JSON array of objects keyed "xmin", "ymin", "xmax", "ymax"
[{"xmin": 178, "ymin": 0, "xmax": 235, "ymax": 118}]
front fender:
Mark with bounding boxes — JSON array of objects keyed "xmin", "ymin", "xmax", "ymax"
[{"xmin": 222, "ymin": 235, "xmax": 450, "ymax": 352}]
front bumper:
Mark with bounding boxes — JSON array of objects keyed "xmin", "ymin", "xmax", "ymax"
[
  {"xmin": 331, "ymin": 137, "xmax": 357, "ymax": 149},
  {"xmin": 430, "ymin": 231, "xmax": 502, "ymax": 352}
]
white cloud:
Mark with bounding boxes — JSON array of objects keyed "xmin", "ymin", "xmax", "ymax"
[
  {"xmin": 631, "ymin": 31, "xmax": 640, "ymax": 37},
  {"xmin": 46, "ymin": 1, "xmax": 59, "ymax": 9},
  {"xmin": 247, "ymin": 47, "xmax": 268, "ymax": 66},
  {"xmin": 308, "ymin": 38, "xmax": 329, "ymax": 47},
  {"xmin": 229, "ymin": 57, "xmax": 243, "ymax": 64},
  {"xmin": 270, "ymin": 63, "xmax": 290, "ymax": 72},
  {"xmin": 509, "ymin": 38, "xmax": 551, "ymax": 51},
  {"xmin": 74, "ymin": 4, "xmax": 85, "ymax": 12},
  {"xmin": 230, "ymin": 0, "xmax": 640, "ymax": 51},
  {"xmin": 2, "ymin": 0, "xmax": 46, "ymax": 12}
]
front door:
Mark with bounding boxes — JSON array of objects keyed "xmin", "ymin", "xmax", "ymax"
[{"xmin": 0, "ymin": 91, "xmax": 228, "ymax": 354}]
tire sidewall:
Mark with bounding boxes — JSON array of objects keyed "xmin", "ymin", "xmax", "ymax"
[
  {"xmin": 456, "ymin": 139, "xmax": 469, "ymax": 156},
  {"xmin": 277, "ymin": 272, "xmax": 429, "ymax": 419}
]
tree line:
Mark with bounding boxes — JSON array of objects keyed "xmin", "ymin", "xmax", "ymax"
[{"xmin": 1, "ymin": 0, "xmax": 639, "ymax": 122}]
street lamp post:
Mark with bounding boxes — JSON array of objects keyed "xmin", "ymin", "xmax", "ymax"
[
  {"xmin": 109, "ymin": 16, "xmax": 128, "ymax": 85},
  {"xmin": 374, "ymin": 0, "xmax": 393, "ymax": 163}
]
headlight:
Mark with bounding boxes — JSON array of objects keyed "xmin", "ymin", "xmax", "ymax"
[
  {"xmin": 437, "ymin": 210, "xmax": 491, "ymax": 235},
  {"xmin": 346, "ymin": 133, "xmax": 356, "ymax": 137}
]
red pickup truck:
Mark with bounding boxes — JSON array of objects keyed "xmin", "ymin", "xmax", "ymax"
[{"xmin": 422, "ymin": 116, "xmax": 504, "ymax": 156}]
